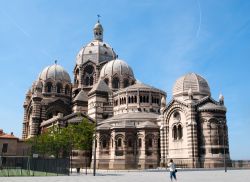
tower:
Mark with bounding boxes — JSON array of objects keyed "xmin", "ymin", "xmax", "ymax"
[{"xmin": 73, "ymin": 21, "xmax": 116, "ymax": 96}]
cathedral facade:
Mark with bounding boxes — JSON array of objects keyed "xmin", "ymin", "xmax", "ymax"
[{"xmin": 22, "ymin": 21, "xmax": 230, "ymax": 169}]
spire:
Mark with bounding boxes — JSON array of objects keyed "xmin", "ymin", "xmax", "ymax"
[{"xmin": 93, "ymin": 15, "xmax": 103, "ymax": 41}]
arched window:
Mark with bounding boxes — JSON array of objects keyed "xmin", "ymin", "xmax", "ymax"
[
  {"xmin": 65, "ymin": 85, "xmax": 70, "ymax": 95},
  {"xmin": 128, "ymin": 97, "xmax": 131, "ymax": 103},
  {"xmin": 135, "ymin": 96, "xmax": 137, "ymax": 103},
  {"xmin": 84, "ymin": 65, "xmax": 94, "ymax": 86},
  {"xmin": 140, "ymin": 96, "xmax": 142, "ymax": 102},
  {"xmin": 102, "ymin": 139, "xmax": 107, "ymax": 148},
  {"xmin": 123, "ymin": 79, "xmax": 129, "ymax": 88},
  {"xmin": 128, "ymin": 138, "xmax": 132, "ymax": 147},
  {"xmin": 90, "ymin": 76, "xmax": 93, "ymax": 85},
  {"xmin": 173, "ymin": 125, "xmax": 177, "ymax": 140},
  {"xmin": 138, "ymin": 138, "xmax": 142, "ymax": 148},
  {"xmin": 143, "ymin": 96, "xmax": 146, "ymax": 103},
  {"xmin": 46, "ymin": 82, "xmax": 53, "ymax": 93},
  {"xmin": 146, "ymin": 96, "xmax": 149, "ymax": 103},
  {"xmin": 178, "ymin": 125, "xmax": 183, "ymax": 139},
  {"xmin": 131, "ymin": 96, "xmax": 134, "ymax": 103},
  {"xmin": 117, "ymin": 138, "xmax": 122, "ymax": 147},
  {"xmin": 112, "ymin": 77, "xmax": 120, "ymax": 89},
  {"xmin": 85, "ymin": 77, "xmax": 89, "ymax": 86},
  {"xmin": 148, "ymin": 138, "xmax": 153, "ymax": 147},
  {"xmin": 56, "ymin": 83, "xmax": 63, "ymax": 93}
]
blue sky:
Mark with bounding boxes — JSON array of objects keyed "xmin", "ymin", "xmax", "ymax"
[{"xmin": 0, "ymin": 0, "xmax": 250, "ymax": 160}]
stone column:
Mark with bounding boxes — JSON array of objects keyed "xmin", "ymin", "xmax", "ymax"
[
  {"xmin": 79, "ymin": 66, "xmax": 83, "ymax": 87},
  {"xmin": 137, "ymin": 90, "xmax": 140, "ymax": 108},
  {"xmin": 164, "ymin": 124, "xmax": 169, "ymax": 165},
  {"xmin": 139, "ymin": 131, "xmax": 146, "ymax": 168},
  {"xmin": 159, "ymin": 116, "xmax": 165, "ymax": 167},
  {"xmin": 109, "ymin": 130, "xmax": 116, "ymax": 169},
  {"xmin": 186, "ymin": 104, "xmax": 199, "ymax": 168}
]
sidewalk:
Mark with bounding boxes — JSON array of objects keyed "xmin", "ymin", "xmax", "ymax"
[{"xmin": 1, "ymin": 169, "xmax": 250, "ymax": 182}]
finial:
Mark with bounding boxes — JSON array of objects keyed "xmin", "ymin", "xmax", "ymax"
[
  {"xmin": 97, "ymin": 14, "xmax": 101, "ymax": 23},
  {"xmin": 219, "ymin": 93, "xmax": 224, "ymax": 105},
  {"xmin": 188, "ymin": 88, "xmax": 193, "ymax": 98},
  {"xmin": 55, "ymin": 60, "xmax": 57, "ymax": 64},
  {"xmin": 161, "ymin": 96, "xmax": 166, "ymax": 107}
]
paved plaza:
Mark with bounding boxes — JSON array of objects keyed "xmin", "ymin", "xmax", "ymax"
[{"xmin": 1, "ymin": 169, "xmax": 250, "ymax": 182}]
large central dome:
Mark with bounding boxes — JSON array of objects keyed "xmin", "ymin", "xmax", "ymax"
[
  {"xmin": 173, "ymin": 73, "xmax": 210, "ymax": 97},
  {"xmin": 76, "ymin": 21, "xmax": 116, "ymax": 66},
  {"xmin": 76, "ymin": 40, "xmax": 116, "ymax": 65}
]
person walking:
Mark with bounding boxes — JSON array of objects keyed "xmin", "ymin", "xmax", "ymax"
[{"xmin": 168, "ymin": 159, "xmax": 177, "ymax": 181}]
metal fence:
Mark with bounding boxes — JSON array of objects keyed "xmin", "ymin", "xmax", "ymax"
[{"xmin": 0, "ymin": 156, "xmax": 69, "ymax": 177}]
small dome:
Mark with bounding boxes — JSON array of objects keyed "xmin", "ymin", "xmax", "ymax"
[
  {"xmin": 100, "ymin": 59, "xmax": 134, "ymax": 79},
  {"xmin": 76, "ymin": 40, "xmax": 116, "ymax": 65},
  {"xmin": 94, "ymin": 22, "xmax": 103, "ymax": 30},
  {"xmin": 38, "ymin": 64, "xmax": 71, "ymax": 83},
  {"xmin": 173, "ymin": 73, "xmax": 210, "ymax": 97}
]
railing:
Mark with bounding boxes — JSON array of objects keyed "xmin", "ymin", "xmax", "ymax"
[{"xmin": 0, "ymin": 156, "xmax": 69, "ymax": 177}]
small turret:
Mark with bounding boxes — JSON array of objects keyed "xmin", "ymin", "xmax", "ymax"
[{"xmin": 93, "ymin": 20, "xmax": 103, "ymax": 41}]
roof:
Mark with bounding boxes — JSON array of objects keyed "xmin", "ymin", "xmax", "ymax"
[
  {"xmin": 100, "ymin": 59, "xmax": 134, "ymax": 79},
  {"xmin": 98, "ymin": 113, "xmax": 159, "ymax": 130},
  {"xmin": 117, "ymin": 81, "xmax": 166, "ymax": 95},
  {"xmin": 198, "ymin": 102, "xmax": 227, "ymax": 112},
  {"xmin": 173, "ymin": 73, "xmax": 210, "ymax": 97},
  {"xmin": 88, "ymin": 79, "xmax": 112, "ymax": 95},
  {"xmin": 73, "ymin": 90, "xmax": 88, "ymax": 102},
  {"xmin": 40, "ymin": 112, "xmax": 95, "ymax": 127},
  {"xmin": 0, "ymin": 132, "xmax": 18, "ymax": 139},
  {"xmin": 137, "ymin": 121, "xmax": 158, "ymax": 128},
  {"xmin": 38, "ymin": 63, "xmax": 71, "ymax": 82},
  {"xmin": 76, "ymin": 40, "xmax": 116, "ymax": 65},
  {"xmin": 100, "ymin": 111, "xmax": 159, "ymax": 123}
]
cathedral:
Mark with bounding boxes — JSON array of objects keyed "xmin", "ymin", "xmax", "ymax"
[{"xmin": 22, "ymin": 20, "xmax": 230, "ymax": 169}]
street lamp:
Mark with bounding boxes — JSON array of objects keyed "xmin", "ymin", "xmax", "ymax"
[{"xmin": 219, "ymin": 120, "xmax": 227, "ymax": 172}]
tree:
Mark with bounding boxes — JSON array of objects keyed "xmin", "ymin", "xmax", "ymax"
[{"xmin": 27, "ymin": 118, "xmax": 95, "ymax": 158}]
